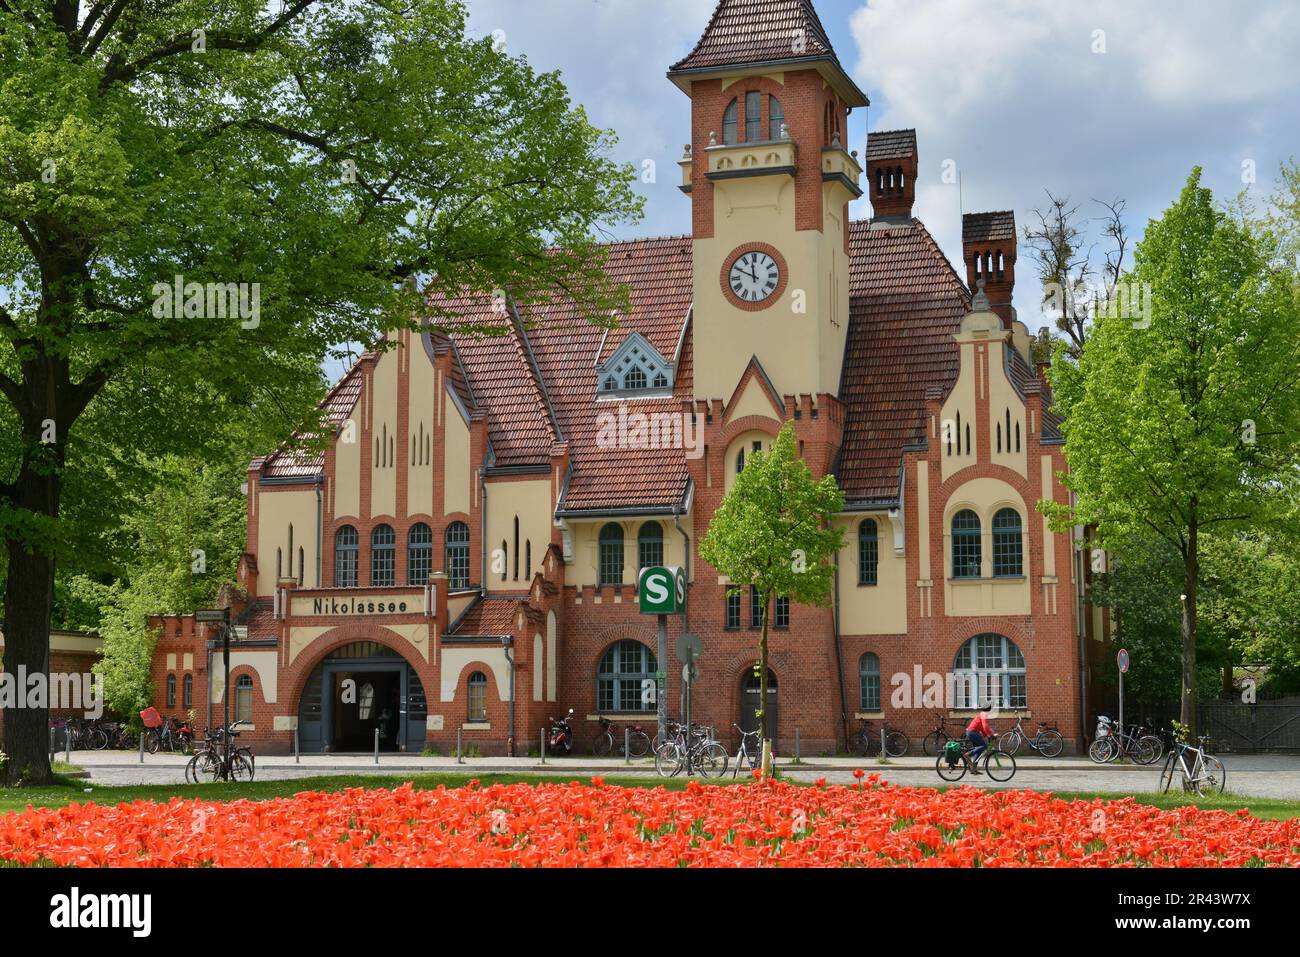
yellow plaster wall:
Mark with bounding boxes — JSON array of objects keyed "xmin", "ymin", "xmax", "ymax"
[
  {"xmin": 836, "ymin": 513, "xmax": 907, "ymax": 634},
  {"xmin": 941, "ymin": 476, "xmax": 1031, "ymax": 616},
  {"xmin": 485, "ymin": 478, "xmax": 553, "ymax": 592},
  {"xmin": 255, "ymin": 488, "xmax": 319, "ymax": 596},
  {"xmin": 370, "ymin": 345, "xmax": 399, "ymax": 518}
]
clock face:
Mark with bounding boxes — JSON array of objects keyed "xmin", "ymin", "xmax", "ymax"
[{"xmin": 727, "ymin": 250, "xmax": 781, "ymax": 304}]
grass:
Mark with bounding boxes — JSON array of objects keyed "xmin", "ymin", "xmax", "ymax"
[{"xmin": 1, "ymin": 773, "xmax": 1297, "ymax": 821}]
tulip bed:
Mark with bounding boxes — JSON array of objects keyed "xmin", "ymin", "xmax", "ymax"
[{"xmin": 1, "ymin": 775, "xmax": 1297, "ymax": 867}]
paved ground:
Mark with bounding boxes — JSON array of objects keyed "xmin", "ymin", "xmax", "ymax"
[{"xmin": 58, "ymin": 749, "xmax": 1300, "ymax": 798}]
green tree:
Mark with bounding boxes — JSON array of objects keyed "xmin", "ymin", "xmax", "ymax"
[
  {"xmin": 699, "ymin": 423, "xmax": 844, "ymax": 773},
  {"xmin": 0, "ymin": 0, "xmax": 640, "ymax": 783},
  {"xmin": 1043, "ymin": 169, "xmax": 1300, "ymax": 735}
]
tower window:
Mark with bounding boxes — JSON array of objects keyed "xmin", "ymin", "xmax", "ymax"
[
  {"xmin": 722, "ymin": 98, "xmax": 738, "ymax": 145},
  {"xmin": 745, "ymin": 91, "xmax": 762, "ymax": 142},
  {"xmin": 769, "ymin": 95, "xmax": 785, "ymax": 140}
]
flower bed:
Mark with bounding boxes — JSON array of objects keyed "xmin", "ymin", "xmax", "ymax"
[{"xmin": 1, "ymin": 776, "xmax": 1296, "ymax": 867}]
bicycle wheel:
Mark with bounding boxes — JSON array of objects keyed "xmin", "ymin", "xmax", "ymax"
[
  {"xmin": 1132, "ymin": 737, "xmax": 1158, "ymax": 766},
  {"xmin": 885, "ymin": 731, "xmax": 909, "ymax": 758},
  {"xmin": 999, "ymin": 731, "xmax": 1022, "ymax": 757},
  {"xmin": 1088, "ymin": 737, "xmax": 1114, "ymax": 764},
  {"xmin": 654, "ymin": 742, "xmax": 682, "ymax": 777},
  {"xmin": 983, "ymin": 748, "xmax": 1017, "ymax": 782},
  {"xmin": 935, "ymin": 753, "xmax": 967, "ymax": 782},
  {"xmin": 1198, "ymin": 756, "xmax": 1226, "ymax": 796},
  {"xmin": 1159, "ymin": 751, "xmax": 1177, "ymax": 793},
  {"xmin": 186, "ymin": 751, "xmax": 221, "ymax": 784},
  {"xmin": 1137, "ymin": 735, "xmax": 1162, "ymax": 764},
  {"xmin": 87, "ymin": 728, "xmax": 109, "ymax": 751},
  {"xmin": 592, "ymin": 731, "xmax": 613, "ymax": 757},
  {"xmin": 628, "ymin": 731, "xmax": 652, "ymax": 758},
  {"xmin": 922, "ymin": 732, "xmax": 945, "ymax": 756},
  {"xmin": 230, "ymin": 753, "xmax": 255, "ymax": 782},
  {"xmin": 695, "ymin": 743, "xmax": 728, "ymax": 778},
  {"xmin": 1036, "ymin": 730, "xmax": 1064, "ymax": 758}
]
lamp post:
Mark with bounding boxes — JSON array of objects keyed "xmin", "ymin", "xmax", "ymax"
[{"xmin": 196, "ymin": 608, "xmax": 232, "ymax": 779}]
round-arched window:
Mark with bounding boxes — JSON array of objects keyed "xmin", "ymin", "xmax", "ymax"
[
  {"xmin": 597, "ymin": 641, "xmax": 657, "ymax": 713},
  {"xmin": 953, "ymin": 634, "xmax": 1026, "ymax": 710}
]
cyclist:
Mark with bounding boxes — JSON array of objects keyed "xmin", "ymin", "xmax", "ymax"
[{"xmin": 965, "ymin": 706, "xmax": 994, "ymax": 774}]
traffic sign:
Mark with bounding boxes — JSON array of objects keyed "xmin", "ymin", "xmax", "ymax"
[
  {"xmin": 1117, "ymin": 649, "xmax": 1130, "ymax": 674},
  {"xmin": 682, "ymin": 663, "xmax": 699, "ymax": 685},
  {"xmin": 639, "ymin": 566, "xmax": 685, "ymax": 614},
  {"xmin": 675, "ymin": 632, "xmax": 703, "ymax": 664}
]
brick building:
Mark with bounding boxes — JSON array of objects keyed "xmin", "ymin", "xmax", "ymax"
[{"xmin": 149, "ymin": 0, "xmax": 1097, "ymax": 756}]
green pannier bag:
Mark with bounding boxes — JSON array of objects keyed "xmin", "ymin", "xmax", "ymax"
[{"xmin": 943, "ymin": 739, "xmax": 962, "ymax": 767}]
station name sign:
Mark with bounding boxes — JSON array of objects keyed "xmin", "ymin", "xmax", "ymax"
[{"xmin": 296, "ymin": 593, "xmax": 424, "ymax": 617}]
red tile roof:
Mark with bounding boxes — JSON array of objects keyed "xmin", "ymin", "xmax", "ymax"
[
  {"xmin": 671, "ymin": 0, "xmax": 838, "ymax": 73},
  {"xmin": 449, "ymin": 596, "xmax": 524, "ymax": 636},
  {"xmin": 963, "ymin": 211, "xmax": 1017, "ymax": 245},
  {"xmin": 262, "ymin": 361, "xmax": 367, "ymax": 478},
  {"xmin": 866, "ymin": 129, "xmax": 917, "ymax": 161}
]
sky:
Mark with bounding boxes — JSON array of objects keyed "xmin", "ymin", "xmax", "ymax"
[{"xmin": 463, "ymin": 0, "xmax": 1300, "ymax": 333}]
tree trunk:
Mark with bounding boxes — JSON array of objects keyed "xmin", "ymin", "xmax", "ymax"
[
  {"xmin": 3, "ymin": 462, "xmax": 61, "ymax": 786},
  {"xmin": 1179, "ymin": 512, "xmax": 1198, "ymax": 739}
]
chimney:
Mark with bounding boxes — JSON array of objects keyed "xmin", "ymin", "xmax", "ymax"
[
  {"xmin": 865, "ymin": 129, "xmax": 917, "ymax": 220},
  {"xmin": 962, "ymin": 211, "xmax": 1017, "ymax": 325}
]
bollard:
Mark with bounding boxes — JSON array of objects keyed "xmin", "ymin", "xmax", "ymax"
[
  {"xmin": 540, "ymin": 727, "xmax": 546, "ymax": 765},
  {"xmin": 457, "ymin": 727, "xmax": 464, "ymax": 765},
  {"xmin": 625, "ymin": 726, "xmax": 631, "ymax": 766},
  {"xmin": 48, "ymin": 725, "xmax": 55, "ymax": 762},
  {"xmin": 294, "ymin": 728, "xmax": 300, "ymax": 764},
  {"xmin": 795, "ymin": 728, "xmax": 801, "ymax": 764},
  {"xmin": 65, "ymin": 726, "xmax": 71, "ymax": 764},
  {"xmin": 374, "ymin": 727, "xmax": 380, "ymax": 765},
  {"xmin": 139, "ymin": 729, "xmax": 145, "ymax": 764},
  {"xmin": 880, "ymin": 728, "xmax": 886, "ymax": 759}
]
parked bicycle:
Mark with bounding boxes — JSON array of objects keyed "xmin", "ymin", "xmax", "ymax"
[
  {"xmin": 998, "ymin": 713, "xmax": 1064, "ymax": 758},
  {"xmin": 848, "ymin": 718, "xmax": 908, "ymax": 757},
  {"xmin": 935, "ymin": 733, "xmax": 1017, "ymax": 783},
  {"xmin": 185, "ymin": 722, "xmax": 255, "ymax": 783},
  {"xmin": 1089, "ymin": 715, "xmax": 1160, "ymax": 765},
  {"xmin": 145, "ymin": 716, "xmax": 194, "ymax": 755},
  {"xmin": 731, "ymin": 724, "xmax": 763, "ymax": 779},
  {"xmin": 592, "ymin": 717, "xmax": 652, "ymax": 758},
  {"xmin": 655, "ymin": 721, "xmax": 727, "ymax": 778},
  {"xmin": 921, "ymin": 713, "xmax": 958, "ymax": 756},
  {"xmin": 1160, "ymin": 735, "xmax": 1225, "ymax": 797}
]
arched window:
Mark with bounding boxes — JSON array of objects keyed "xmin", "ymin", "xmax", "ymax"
[
  {"xmin": 468, "ymin": 671, "xmax": 488, "ymax": 722},
  {"xmin": 735, "ymin": 448, "xmax": 746, "ymax": 475},
  {"xmin": 166, "ymin": 674, "xmax": 176, "ymax": 708},
  {"xmin": 992, "ymin": 508, "xmax": 1023, "ymax": 577},
  {"xmin": 445, "ymin": 521, "xmax": 470, "ymax": 590},
  {"xmin": 235, "ymin": 674, "xmax": 254, "ymax": 723},
  {"xmin": 859, "ymin": 653, "xmax": 881, "ymax": 711},
  {"xmin": 297, "ymin": 546, "xmax": 304, "ymax": 586},
  {"xmin": 637, "ymin": 521, "xmax": 664, "ymax": 570},
  {"xmin": 722, "ymin": 98, "xmax": 738, "ymax": 145},
  {"xmin": 183, "ymin": 674, "xmax": 193, "ymax": 710},
  {"xmin": 954, "ymin": 634, "xmax": 1027, "ymax": 709},
  {"xmin": 603, "ymin": 375, "xmax": 617, "ymax": 392},
  {"xmin": 598, "ymin": 523, "xmax": 624, "ymax": 586},
  {"xmin": 745, "ymin": 91, "xmax": 761, "ymax": 141},
  {"xmin": 597, "ymin": 641, "xmax": 657, "ymax": 713},
  {"xmin": 624, "ymin": 368, "xmax": 646, "ymax": 390},
  {"xmin": 653, "ymin": 372, "xmax": 668, "ymax": 389},
  {"xmin": 408, "ymin": 523, "xmax": 433, "ymax": 585},
  {"xmin": 371, "ymin": 524, "xmax": 395, "ymax": 586},
  {"xmin": 858, "ymin": 519, "xmax": 879, "ymax": 586},
  {"xmin": 951, "ymin": 510, "xmax": 982, "ymax": 579},
  {"xmin": 769, "ymin": 95, "xmax": 785, "ymax": 140}
]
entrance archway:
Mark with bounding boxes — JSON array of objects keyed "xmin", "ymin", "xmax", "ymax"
[
  {"xmin": 297, "ymin": 641, "xmax": 428, "ymax": 753},
  {"xmin": 739, "ymin": 666, "xmax": 778, "ymax": 739}
]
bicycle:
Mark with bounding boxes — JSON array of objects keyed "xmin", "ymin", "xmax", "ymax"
[
  {"xmin": 730, "ymin": 724, "xmax": 763, "ymax": 779},
  {"xmin": 848, "ymin": 718, "xmax": 909, "ymax": 757},
  {"xmin": 998, "ymin": 713, "xmax": 1064, "ymax": 758},
  {"xmin": 146, "ymin": 717, "xmax": 194, "ymax": 755},
  {"xmin": 935, "ymin": 733, "xmax": 1017, "ymax": 783},
  {"xmin": 185, "ymin": 722, "xmax": 255, "ymax": 783},
  {"xmin": 654, "ymin": 721, "xmax": 728, "ymax": 778},
  {"xmin": 1089, "ymin": 717, "xmax": 1159, "ymax": 765},
  {"xmin": 1160, "ymin": 736, "xmax": 1225, "ymax": 797},
  {"xmin": 592, "ymin": 717, "xmax": 652, "ymax": 758},
  {"xmin": 921, "ymin": 713, "xmax": 957, "ymax": 756}
]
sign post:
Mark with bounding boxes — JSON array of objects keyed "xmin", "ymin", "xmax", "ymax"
[
  {"xmin": 676, "ymin": 632, "xmax": 703, "ymax": 775},
  {"xmin": 197, "ymin": 608, "xmax": 232, "ymax": 780},
  {"xmin": 1117, "ymin": 648, "xmax": 1130, "ymax": 747},
  {"xmin": 639, "ymin": 566, "xmax": 686, "ymax": 747}
]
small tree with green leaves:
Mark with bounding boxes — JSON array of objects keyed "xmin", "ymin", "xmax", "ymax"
[{"xmin": 699, "ymin": 422, "xmax": 844, "ymax": 772}]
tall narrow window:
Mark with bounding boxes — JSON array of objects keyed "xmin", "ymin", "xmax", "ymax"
[
  {"xmin": 501, "ymin": 540, "xmax": 508, "ymax": 582},
  {"xmin": 468, "ymin": 672, "xmax": 488, "ymax": 722},
  {"xmin": 725, "ymin": 592, "xmax": 741, "ymax": 630},
  {"xmin": 722, "ymin": 98, "xmax": 738, "ymax": 145},
  {"xmin": 183, "ymin": 674, "xmax": 193, "ymax": 710},
  {"xmin": 408, "ymin": 523, "xmax": 433, "ymax": 585},
  {"xmin": 951, "ymin": 510, "xmax": 982, "ymax": 579},
  {"xmin": 525, "ymin": 540, "xmax": 532, "ymax": 579},
  {"xmin": 773, "ymin": 595, "xmax": 790, "ymax": 630},
  {"xmin": 166, "ymin": 674, "xmax": 176, "ymax": 709},
  {"xmin": 334, "ymin": 526, "xmax": 359, "ymax": 587},
  {"xmin": 745, "ymin": 91, "xmax": 762, "ymax": 142},
  {"xmin": 736, "ymin": 448, "xmax": 746, "ymax": 475},
  {"xmin": 297, "ymin": 547, "xmax": 305, "ymax": 586},
  {"xmin": 235, "ymin": 675, "xmax": 254, "ymax": 723},
  {"xmin": 598, "ymin": 523, "xmax": 624, "ymax": 586},
  {"xmin": 769, "ymin": 95, "xmax": 785, "ymax": 139},
  {"xmin": 513, "ymin": 517, "xmax": 520, "ymax": 580},
  {"xmin": 992, "ymin": 508, "xmax": 1023, "ymax": 577},
  {"xmin": 445, "ymin": 522, "xmax": 470, "ymax": 590},
  {"xmin": 749, "ymin": 586, "xmax": 764, "ymax": 629},
  {"xmin": 858, "ymin": 519, "xmax": 879, "ymax": 586},
  {"xmin": 637, "ymin": 521, "xmax": 664, "ymax": 571},
  {"xmin": 371, "ymin": 524, "xmax": 395, "ymax": 586},
  {"xmin": 859, "ymin": 653, "xmax": 881, "ymax": 711}
]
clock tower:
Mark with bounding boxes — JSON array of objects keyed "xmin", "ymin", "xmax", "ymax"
[{"xmin": 670, "ymin": 0, "xmax": 869, "ymax": 402}]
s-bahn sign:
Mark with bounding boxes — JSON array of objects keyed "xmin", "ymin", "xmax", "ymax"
[{"xmin": 639, "ymin": 566, "xmax": 686, "ymax": 615}]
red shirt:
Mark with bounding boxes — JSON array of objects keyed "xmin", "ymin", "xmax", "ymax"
[{"xmin": 967, "ymin": 713, "xmax": 993, "ymax": 737}]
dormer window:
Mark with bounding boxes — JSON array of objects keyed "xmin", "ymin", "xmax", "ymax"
[{"xmin": 597, "ymin": 332, "xmax": 674, "ymax": 396}]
